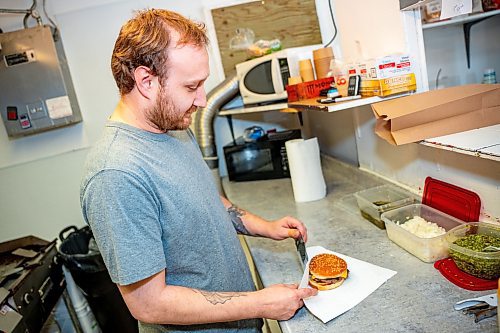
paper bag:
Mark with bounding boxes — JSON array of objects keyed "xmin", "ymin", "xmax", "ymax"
[{"xmin": 371, "ymin": 84, "xmax": 500, "ymax": 145}]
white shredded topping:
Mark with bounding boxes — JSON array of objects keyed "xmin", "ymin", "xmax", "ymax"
[{"xmin": 396, "ymin": 216, "xmax": 446, "ymax": 238}]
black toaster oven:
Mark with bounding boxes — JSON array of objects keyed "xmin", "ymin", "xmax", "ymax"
[{"xmin": 223, "ymin": 129, "xmax": 301, "ymax": 182}]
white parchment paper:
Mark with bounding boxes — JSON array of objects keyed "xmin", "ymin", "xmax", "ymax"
[{"xmin": 300, "ymin": 246, "xmax": 397, "ymax": 323}]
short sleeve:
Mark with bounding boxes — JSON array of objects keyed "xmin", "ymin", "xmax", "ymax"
[{"xmin": 81, "ymin": 169, "xmax": 166, "ymax": 285}]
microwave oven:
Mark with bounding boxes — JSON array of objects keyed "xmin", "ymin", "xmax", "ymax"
[
  {"xmin": 235, "ymin": 45, "xmax": 322, "ymax": 105},
  {"xmin": 223, "ymin": 129, "xmax": 301, "ymax": 182}
]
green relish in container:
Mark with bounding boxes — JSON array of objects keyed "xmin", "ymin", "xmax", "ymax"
[
  {"xmin": 447, "ymin": 224, "xmax": 500, "ymax": 280},
  {"xmin": 454, "ymin": 234, "xmax": 500, "ymax": 252}
]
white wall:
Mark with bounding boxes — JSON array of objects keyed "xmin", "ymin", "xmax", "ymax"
[
  {"xmin": 423, "ymin": 15, "xmax": 500, "ymax": 89},
  {"xmin": 0, "ymin": 149, "xmax": 88, "ymax": 240},
  {"xmin": 331, "ymin": 0, "xmax": 408, "ymax": 60},
  {"xmin": 302, "ymin": 109, "xmax": 359, "ymax": 166}
]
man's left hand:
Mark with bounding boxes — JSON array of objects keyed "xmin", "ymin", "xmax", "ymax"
[{"xmin": 266, "ymin": 216, "xmax": 307, "ymax": 242}]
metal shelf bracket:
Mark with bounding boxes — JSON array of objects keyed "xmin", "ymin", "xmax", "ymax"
[{"xmin": 463, "ymin": 16, "xmax": 495, "ymax": 69}]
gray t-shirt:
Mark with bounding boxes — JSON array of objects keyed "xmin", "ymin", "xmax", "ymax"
[{"xmin": 80, "ymin": 121, "xmax": 261, "ymax": 333}]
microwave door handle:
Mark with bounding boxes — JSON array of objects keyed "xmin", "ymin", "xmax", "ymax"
[{"xmin": 271, "ymin": 57, "xmax": 284, "ymax": 93}]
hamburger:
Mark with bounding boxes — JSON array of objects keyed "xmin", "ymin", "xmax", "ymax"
[{"xmin": 308, "ymin": 253, "xmax": 348, "ymax": 291}]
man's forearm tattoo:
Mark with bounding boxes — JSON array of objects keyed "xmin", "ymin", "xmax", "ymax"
[
  {"xmin": 227, "ymin": 205, "xmax": 251, "ymax": 235},
  {"xmin": 194, "ymin": 289, "xmax": 247, "ymax": 305}
]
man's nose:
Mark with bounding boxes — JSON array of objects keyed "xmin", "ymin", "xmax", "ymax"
[{"xmin": 194, "ymin": 87, "xmax": 207, "ymax": 108}]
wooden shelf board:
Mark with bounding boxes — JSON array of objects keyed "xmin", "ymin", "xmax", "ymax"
[
  {"xmin": 422, "ymin": 9, "xmax": 500, "ymax": 30},
  {"xmin": 218, "ymin": 102, "xmax": 289, "ymax": 116},
  {"xmin": 287, "ymin": 94, "xmax": 409, "ymax": 113}
]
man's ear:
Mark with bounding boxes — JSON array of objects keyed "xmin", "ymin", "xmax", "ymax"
[{"xmin": 133, "ymin": 66, "xmax": 158, "ymax": 99}]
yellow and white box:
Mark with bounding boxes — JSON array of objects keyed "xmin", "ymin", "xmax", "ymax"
[
  {"xmin": 360, "ymin": 73, "xmax": 416, "ymax": 97},
  {"xmin": 359, "ymin": 54, "xmax": 413, "ymax": 79}
]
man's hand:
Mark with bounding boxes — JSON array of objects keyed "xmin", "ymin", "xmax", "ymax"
[
  {"xmin": 256, "ymin": 283, "xmax": 317, "ymax": 320},
  {"xmin": 119, "ymin": 270, "xmax": 317, "ymax": 325},
  {"xmin": 219, "ymin": 196, "xmax": 308, "ymax": 241},
  {"xmin": 266, "ymin": 216, "xmax": 308, "ymax": 242}
]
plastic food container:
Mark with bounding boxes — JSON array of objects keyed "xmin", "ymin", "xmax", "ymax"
[
  {"xmin": 354, "ymin": 185, "xmax": 414, "ymax": 229},
  {"xmin": 422, "ymin": 177, "xmax": 481, "ymax": 222},
  {"xmin": 446, "ymin": 222, "xmax": 500, "ymax": 280},
  {"xmin": 381, "ymin": 204, "xmax": 465, "ymax": 262}
]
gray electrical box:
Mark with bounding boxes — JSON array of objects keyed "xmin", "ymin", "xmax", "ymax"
[{"xmin": 0, "ymin": 25, "xmax": 82, "ymax": 138}]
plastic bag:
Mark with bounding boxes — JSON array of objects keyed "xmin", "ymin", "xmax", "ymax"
[
  {"xmin": 229, "ymin": 27, "xmax": 281, "ymax": 58},
  {"xmin": 229, "ymin": 28, "xmax": 255, "ymax": 50},
  {"xmin": 246, "ymin": 39, "xmax": 282, "ymax": 58}
]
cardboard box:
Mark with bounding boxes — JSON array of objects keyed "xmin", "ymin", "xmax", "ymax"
[
  {"xmin": 346, "ymin": 63, "xmax": 358, "ymax": 76},
  {"xmin": 372, "ymin": 84, "xmax": 500, "ymax": 145},
  {"xmin": 360, "ymin": 73, "xmax": 417, "ymax": 97},
  {"xmin": 286, "ymin": 77, "xmax": 334, "ymax": 102},
  {"xmin": 359, "ymin": 54, "xmax": 413, "ymax": 79}
]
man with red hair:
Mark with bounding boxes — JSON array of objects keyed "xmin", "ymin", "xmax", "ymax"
[{"xmin": 81, "ymin": 9, "xmax": 316, "ymax": 333}]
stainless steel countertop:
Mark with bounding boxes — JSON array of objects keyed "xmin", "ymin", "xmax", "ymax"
[{"xmin": 222, "ymin": 155, "xmax": 498, "ymax": 333}]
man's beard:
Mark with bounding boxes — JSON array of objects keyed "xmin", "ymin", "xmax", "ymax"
[{"xmin": 145, "ymin": 87, "xmax": 196, "ymax": 132}]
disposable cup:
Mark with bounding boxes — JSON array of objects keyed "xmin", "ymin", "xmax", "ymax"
[
  {"xmin": 313, "ymin": 47, "xmax": 334, "ymax": 79},
  {"xmin": 299, "ymin": 59, "xmax": 315, "ymax": 82}
]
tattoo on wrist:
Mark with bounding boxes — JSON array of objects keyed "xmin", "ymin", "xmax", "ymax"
[
  {"xmin": 194, "ymin": 289, "xmax": 247, "ymax": 305},
  {"xmin": 227, "ymin": 205, "xmax": 251, "ymax": 235}
]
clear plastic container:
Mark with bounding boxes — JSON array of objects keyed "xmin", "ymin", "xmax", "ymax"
[
  {"xmin": 446, "ymin": 222, "xmax": 500, "ymax": 280},
  {"xmin": 354, "ymin": 185, "xmax": 414, "ymax": 229},
  {"xmin": 381, "ymin": 204, "xmax": 465, "ymax": 262}
]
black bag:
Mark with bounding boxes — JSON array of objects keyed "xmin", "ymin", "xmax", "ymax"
[{"xmin": 58, "ymin": 225, "xmax": 138, "ymax": 333}]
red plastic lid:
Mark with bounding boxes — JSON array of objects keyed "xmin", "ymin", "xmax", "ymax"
[
  {"xmin": 422, "ymin": 177, "xmax": 481, "ymax": 222},
  {"xmin": 434, "ymin": 258, "xmax": 498, "ymax": 291}
]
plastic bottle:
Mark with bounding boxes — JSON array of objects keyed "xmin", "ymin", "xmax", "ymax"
[{"xmin": 482, "ymin": 68, "xmax": 497, "ymax": 84}]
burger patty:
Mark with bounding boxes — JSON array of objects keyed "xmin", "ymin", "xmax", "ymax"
[
  {"xmin": 309, "ymin": 269, "xmax": 349, "ymax": 285},
  {"xmin": 310, "ymin": 276, "xmax": 344, "ymax": 285}
]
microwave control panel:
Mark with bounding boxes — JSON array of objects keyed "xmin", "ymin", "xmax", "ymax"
[{"xmin": 278, "ymin": 58, "xmax": 290, "ymax": 89}]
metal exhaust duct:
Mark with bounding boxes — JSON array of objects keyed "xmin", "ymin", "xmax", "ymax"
[
  {"xmin": 194, "ymin": 72, "xmax": 239, "ymax": 194},
  {"xmin": 195, "ymin": 72, "xmax": 239, "ymax": 170}
]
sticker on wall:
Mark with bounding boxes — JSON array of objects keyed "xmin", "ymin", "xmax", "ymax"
[{"xmin": 46, "ymin": 95, "xmax": 73, "ymax": 119}]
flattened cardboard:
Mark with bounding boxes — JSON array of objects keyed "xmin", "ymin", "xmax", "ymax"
[{"xmin": 372, "ymin": 84, "xmax": 500, "ymax": 145}]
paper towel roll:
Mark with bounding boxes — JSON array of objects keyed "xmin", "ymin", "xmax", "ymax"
[{"xmin": 285, "ymin": 138, "xmax": 326, "ymax": 202}]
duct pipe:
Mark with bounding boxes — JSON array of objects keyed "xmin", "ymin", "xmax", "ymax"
[{"xmin": 195, "ymin": 72, "xmax": 239, "ymax": 170}]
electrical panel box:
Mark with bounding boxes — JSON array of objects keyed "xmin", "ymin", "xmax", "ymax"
[{"xmin": 0, "ymin": 25, "xmax": 82, "ymax": 138}]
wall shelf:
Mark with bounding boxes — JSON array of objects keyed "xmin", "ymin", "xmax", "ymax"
[
  {"xmin": 287, "ymin": 94, "xmax": 409, "ymax": 113},
  {"xmin": 218, "ymin": 101, "xmax": 297, "ymax": 144},
  {"xmin": 217, "ymin": 94, "xmax": 409, "ymax": 142},
  {"xmin": 422, "ymin": 9, "xmax": 500, "ymax": 29},
  {"xmin": 218, "ymin": 102, "xmax": 289, "ymax": 116},
  {"xmin": 420, "ymin": 125, "xmax": 500, "ymax": 161},
  {"xmin": 219, "ymin": 95, "xmax": 500, "ymax": 162}
]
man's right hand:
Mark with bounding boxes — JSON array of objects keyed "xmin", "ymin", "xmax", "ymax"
[
  {"xmin": 119, "ymin": 270, "xmax": 318, "ymax": 325},
  {"xmin": 256, "ymin": 283, "xmax": 318, "ymax": 320}
]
